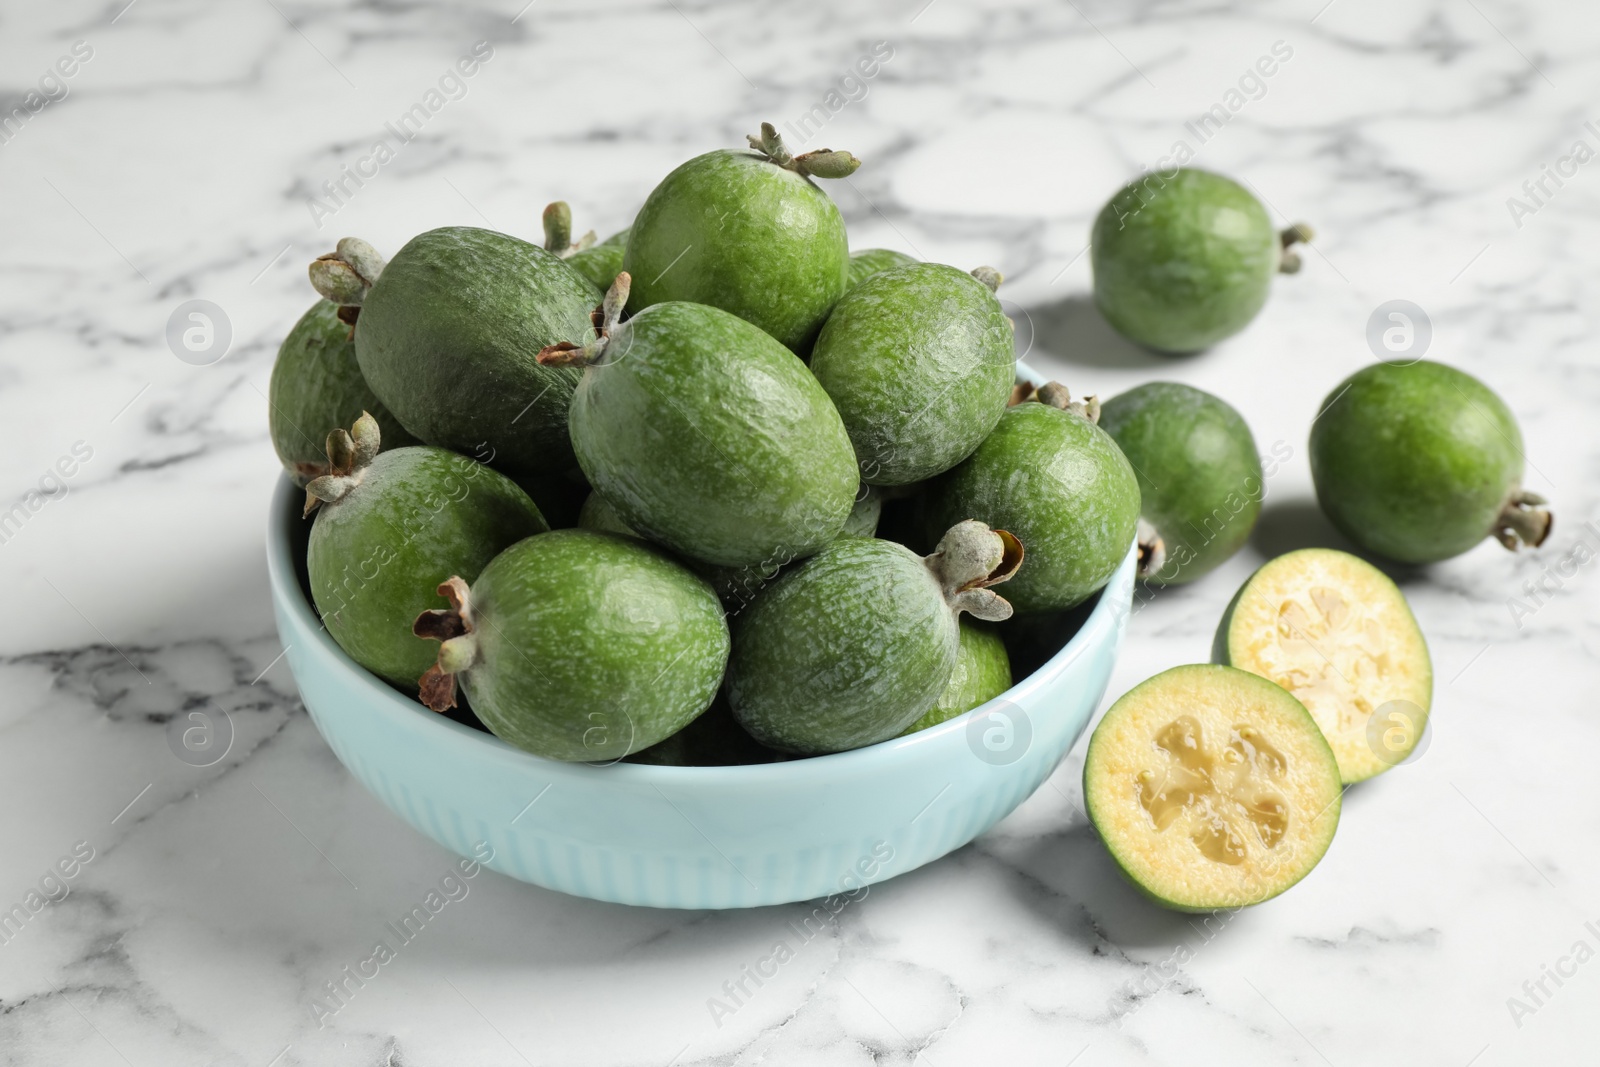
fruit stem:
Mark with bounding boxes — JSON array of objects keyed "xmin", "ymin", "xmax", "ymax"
[
  {"xmin": 542, "ymin": 201, "xmax": 598, "ymax": 257},
  {"xmin": 1035, "ymin": 381, "xmax": 1101, "ymax": 424},
  {"xmin": 746, "ymin": 121, "xmax": 861, "ymax": 180},
  {"xmin": 537, "ymin": 272, "xmax": 631, "ymax": 367},
  {"xmin": 1136, "ymin": 518, "xmax": 1167, "ymax": 581},
  {"xmin": 302, "ymin": 412, "xmax": 380, "ymax": 517},
  {"xmin": 1279, "ymin": 223, "xmax": 1315, "ymax": 275},
  {"xmin": 969, "ymin": 266, "xmax": 1003, "ymax": 293},
  {"xmin": 413, "ymin": 576, "xmax": 478, "ymax": 712},
  {"xmin": 309, "ymin": 238, "xmax": 387, "ymax": 306},
  {"xmin": 1492, "ymin": 488, "xmax": 1553, "ymax": 551},
  {"xmin": 924, "ymin": 520, "xmax": 1023, "ymax": 622}
]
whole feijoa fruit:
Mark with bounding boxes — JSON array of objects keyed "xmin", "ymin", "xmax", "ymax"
[
  {"xmin": 1309, "ymin": 360, "xmax": 1551, "ymax": 563},
  {"xmin": 542, "ymin": 201, "xmax": 628, "ymax": 291},
  {"xmin": 923, "ymin": 383, "xmax": 1140, "ymax": 613},
  {"xmin": 727, "ymin": 520, "xmax": 1022, "ymax": 755},
  {"xmin": 1098, "ymin": 382, "xmax": 1262, "ymax": 584},
  {"xmin": 901, "ymin": 621, "xmax": 1012, "ymax": 735},
  {"xmin": 1216, "ymin": 548, "xmax": 1432, "ymax": 783},
  {"xmin": 1091, "ymin": 168, "xmax": 1311, "ymax": 353},
  {"xmin": 626, "ymin": 695, "xmax": 787, "ymax": 767},
  {"xmin": 268, "ymin": 300, "xmax": 417, "ymax": 485},
  {"xmin": 414, "ymin": 530, "xmax": 729, "ymax": 762},
  {"xmin": 546, "ymin": 276, "xmax": 858, "ymax": 568},
  {"xmin": 847, "ymin": 248, "xmax": 917, "ymax": 290},
  {"xmin": 308, "ymin": 230, "xmax": 601, "ymax": 479},
  {"xmin": 1084, "ymin": 664, "xmax": 1342, "ymax": 912},
  {"xmin": 305, "ymin": 414, "xmax": 547, "ymax": 689},
  {"xmin": 623, "ymin": 123, "xmax": 857, "ymax": 353},
  {"xmin": 810, "ymin": 263, "xmax": 1015, "ymax": 486}
]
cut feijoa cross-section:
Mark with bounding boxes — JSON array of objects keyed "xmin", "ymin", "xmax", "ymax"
[
  {"xmin": 1084, "ymin": 664, "xmax": 1342, "ymax": 912},
  {"xmin": 1215, "ymin": 548, "xmax": 1433, "ymax": 783}
]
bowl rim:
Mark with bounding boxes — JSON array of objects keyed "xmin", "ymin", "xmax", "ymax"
[{"xmin": 268, "ymin": 472, "xmax": 1135, "ymax": 785}]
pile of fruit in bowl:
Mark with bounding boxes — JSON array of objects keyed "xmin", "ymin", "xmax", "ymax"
[{"xmin": 266, "ymin": 122, "xmax": 1552, "ymax": 911}]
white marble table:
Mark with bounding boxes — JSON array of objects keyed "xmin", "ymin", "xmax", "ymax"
[{"xmin": 2, "ymin": 0, "xmax": 1597, "ymax": 1063}]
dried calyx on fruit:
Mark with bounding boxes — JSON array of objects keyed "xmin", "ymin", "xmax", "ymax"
[
  {"xmin": 535, "ymin": 272, "xmax": 631, "ymax": 367},
  {"xmin": 302, "ymin": 411, "xmax": 381, "ymax": 517},
  {"xmin": 309, "ymin": 238, "xmax": 388, "ymax": 325},
  {"xmin": 413, "ymin": 576, "xmax": 476, "ymax": 712},
  {"xmin": 745, "ymin": 121, "xmax": 861, "ymax": 180}
]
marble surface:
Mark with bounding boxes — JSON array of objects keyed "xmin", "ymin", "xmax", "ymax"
[{"xmin": 2, "ymin": 0, "xmax": 1598, "ymax": 1063}]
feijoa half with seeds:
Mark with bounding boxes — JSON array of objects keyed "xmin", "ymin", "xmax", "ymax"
[
  {"xmin": 810, "ymin": 263, "xmax": 1015, "ymax": 486},
  {"xmin": 1098, "ymin": 381, "xmax": 1262, "ymax": 584},
  {"xmin": 1216, "ymin": 548, "xmax": 1432, "ymax": 782},
  {"xmin": 727, "ymin": 521, "xmax": 1022, "ymax": 755},
  {"xmin": 1084, "ymin": 664, "xmax": 1342, "ymax": 912},
  {"xmin": 305, "ymin": 414, "xmax": 548, "ymax": 689},
  {"xmin": 1309, "ymin": 360, "xmax": 1551, "ymax": 564},
  {"xmin": 268, "ymin": 299, "xmax": 417, "ymax": 485},
  {"xmin": 923, "ymin": 384, "xmax": 1140, "ymax": 613},
  {"xmin": 415, "ymin": 529, "xmax": 730, "ymax": 762}
]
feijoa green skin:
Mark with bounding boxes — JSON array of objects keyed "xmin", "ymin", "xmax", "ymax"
[
  {"xmin": 568, "ymin": 300, "xmax": 859, "ymax": 567},
  {"xmin": 351, "ymin": 227, "xmax": 601, "ymax": 478},
  {"xmin": 848, "ymin": 248, "xmax": 917, "ymax": 290},
  {"xmin": 841, "ymin": 486, "xmax": 884, "ymax": 538},
  {"xmin": 1091, "ymin": 168, "xmax": 1300, "ymax": 353},
  {"xmin": 624, "ymin": 149, "xmax": 850, "ymax": 353},
  {"xmin": 727, "ymin": 522, "xmax": 1020, "ymax": 755},
  {"xmin": 566, "ymin": 229, "xmax": 628, "ymax": 291},
  {"xmin": 268, "ymin": 301, "xmax": 418, "ymax": 484},
  {"xmin": 924, "ymin": 396, "xmax": 1140, "ymax": 613},
  {"xmin": 811, "ymin": 263, "xmax": 1015, "ymax": 486},
  {"xmin": 627, "ymin": 695, "xmax": 787, "ymax": 766},
  {"xmin": 421, "ymin": 530, "xmax": 730, "ymax": 762},
  {"xmin": 901, "ymin": 621, "xmax": 1012, "ymax": 735},
  {"xmin": 577, "ymin": 491, "xmax": 639, "ymax": 538},
  {"xmin": 1309, "ymin": 360, "xmax": 1551, "ymax": 563},
  {"xmin": 1099, "ymin": 382, "xmax": 1262, "ymax": 584},
  {"xmin": 308, "ymin": 444, "xmax": 548, "ymax": 690}
]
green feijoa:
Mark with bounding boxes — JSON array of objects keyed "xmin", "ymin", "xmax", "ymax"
[
  {"xmin": 268, "ymin": 300, "xmax": 418, "ymax": 485},
  {"xmin": 1310, "ymin": 360, "xmax": 1551, "ymax": 563},
  {"xmin": 1098, "ymin": 382, "xmax": 1262, "ymax": 584},
  {"xmin": 1091, "ymin": 168, "xmax": 1311, "ymax": 353},
  {"xmin": 577, "ymin": 490, "xmax": 639, "ymax": 538},
  {"xmin": 551, "ymin": 282, "xmax": 859, "ymax": 568},
  {"xmin": 848, "ymin": 248, "xmax": 917, "ymax": 290},
  {"xmin": 305, "ymin": 415, "xmax": 547, "ymax": 689},
  {"xmin": 414, "ymin": 530, "xmax": 729, "ymax": 762},
  {"xmin": 623, "ymin": 123, "xmax": 856, "ymax": 353},
  {"xmin": 811, "ymin": 263, "xmax": 1015, "ymax": 486},
  {"xmin": 542, "ymin": 201, "xmax": 629, "ymax": 291},
  {"xmin": 901, "ymin": 621, "xmax": 1012, "ymax": 735},
  {"xmin": 727, "ymin": 521, "xmax": 1022, "ymax": 755},
  {"xmin": 308, "ymin": 230, "xmax": 601, "ymax": 480},
  {"xmin": 841, "ymin": 486, "xmax": 884, "ymax": 538},
  {"xmin": 923, "ymin": 384, "xmax": 1140, "ymax": 613},
  {"xmin": 627, "ymin": 695, "xmax": 788, "ymax": 766}
]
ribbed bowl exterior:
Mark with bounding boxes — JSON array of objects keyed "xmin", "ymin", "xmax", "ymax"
[{"xmin": 267, "ymin": 445, "xmax": 1133, "ymax": 910}]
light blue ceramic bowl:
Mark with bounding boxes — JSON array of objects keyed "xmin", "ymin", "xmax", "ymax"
[{"xmin": 267, "ymin": 475, "xmax": 1134, "ymax": 911}]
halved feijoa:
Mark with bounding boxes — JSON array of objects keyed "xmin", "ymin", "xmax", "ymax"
[
  {"xmin": 901, "ymin": 621, "xmax": 1012, "ymax": 735},
  {"xmin": 1084, "ymin": 664, "xmax": 1342, "ymax": 912},
  {"xmin": 1309, "ymin": 360, "xmax": 1552, "ymax": 563},
  {"xmin": 1216, "ymin": 548, "xmax": 1432, "ymax": 783}
]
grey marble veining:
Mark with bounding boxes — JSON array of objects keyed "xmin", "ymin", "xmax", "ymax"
[{"xmin": 1, "ymin": 0, "xmax": 1597, "ymax": 1063}]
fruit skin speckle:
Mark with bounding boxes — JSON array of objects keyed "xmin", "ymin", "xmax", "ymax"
[
  {"xmin": 1091, "ymin": 168, "xmax": 1284, "ymax": 353},
  {"xmin": 1309, "ymin": 360, "xmax": 1549, "ymax": 564}
]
